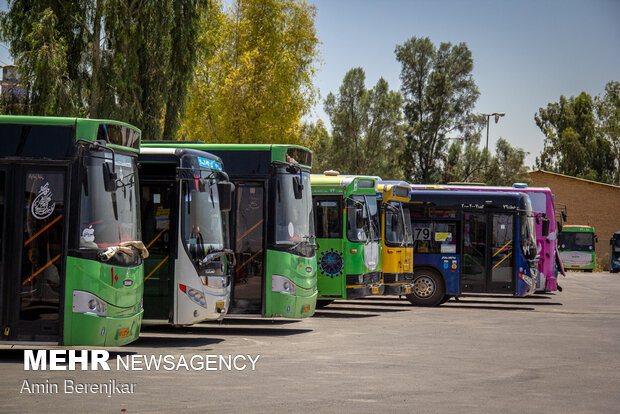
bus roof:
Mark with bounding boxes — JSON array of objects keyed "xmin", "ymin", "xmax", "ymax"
[
  {"xmin": 0, "ymin": 115, "xmax": 141, "ymax": 155},
  {"xmin": 311, "ymin": 174, "xmax": 379, "ymax": 195},
  {"xmin": 139, "ymin": 147, "xmax": 222, "ymax": 162},
  {"xmin": 561, "ymin": 225, "xmax": 595, "ymax": 232},
  {"xmin": 141, "ymin": 142, "xmax": 312, "ymax": 169},
  {"xmin": 377, "ymin": 180, "xmax": 411, "ymax": 202}
]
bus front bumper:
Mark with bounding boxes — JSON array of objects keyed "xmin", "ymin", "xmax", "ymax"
[
  {"xmin": 383, "ymin": 283, "xmax": 414, "ymax": 296},
  {"xmin": 66, "ymin": 310, "xmax": 143, "ymax": 346},
  {"xmin": 346, "ymin": 283, "xmax": 384, "ymax": 299},
  {"xmin": 268, "ymin": 290, "xmax": 317, "ymax": 318}
]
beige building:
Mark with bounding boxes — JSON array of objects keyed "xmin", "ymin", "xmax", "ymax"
[{"xmin": 529, "ymin": 170, "xmax": 620, "ymax": 270}]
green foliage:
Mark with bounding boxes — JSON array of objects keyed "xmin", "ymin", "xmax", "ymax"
[
  {"xmin": 0, "ymin": 0, "xmax": 204, "ymax": 139},
  {"xmin": 318, "ymin": 67, "xmax": 405, "ymax": 180},
  {"xmin": 395, "ymin": 37, "xmax": 481, "ymax": 183},
  {"xmin": 183, "ymin": 0, "xmax": 320, "ymax": 144},
  {"xmin": 535, "ymin": 83, "xmax": 618, "ymax": 184},
  {"xmin": 300, "ymin": 120, "xmax": 332, "ymax": 173},
  {"xmin": 442, "ymin": 138, "xmax": 529, "ymax": 185}
]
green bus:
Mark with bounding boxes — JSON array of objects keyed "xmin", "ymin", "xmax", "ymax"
[
  {"xmin": 0, "ymin": 116, "xmax": 145, "ymax": 345},
  {"xmin": 141, "ymin": 143, "xmax": 317, "ymax": 318},
  {"xmin": 558, "ymin": 225, "xmax": 597, "ymax": 272},
  {"xmin": 138, "ymin": 147, "xmax": 235, "ymax": 325},
  {"xmin": 311, "ymin": 172, "xmax": 383, "ymax": 307}
]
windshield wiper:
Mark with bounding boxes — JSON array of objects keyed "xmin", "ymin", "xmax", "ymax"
[
  {"xmin": 287, "ymin": 235, "xmax": 317, "ymax": 252},
  {"xmin": 99, "ymin": 241, "xmax": 150, "ymax": 261}
]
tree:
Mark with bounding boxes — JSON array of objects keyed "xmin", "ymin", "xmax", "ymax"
[
  {"xmin": 595, "ymin": 81, "xmax": 620, "ymax": 184},
  {"xmin": 299, "ymin": 120, "xmax": 332, "ymax": 174},
  {"xmin": 395, "ymin": 37, "xmax": 482, "ymax": 183},
  {"xmin": 535, "ymin": 87, "xmax": 617, "ymax": 183},
  {"xmin": 0, "ymin": 0, "xmax": 204, "ymax": 139},
  {"xmin": 182, "ymin": 0, "xmax": 320, "ymax": 144},
  {"xmin": 322, "ymin": 67, "xmax": 405, "ymax": 179},
  {"xmin": 485, "ymin": 138, "xmax": 530, "ymax": 186}
]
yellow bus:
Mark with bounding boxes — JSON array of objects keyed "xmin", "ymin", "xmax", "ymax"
[{"xmin": 377, "ymin": 181, "xmax": 414, "ymax": 296}]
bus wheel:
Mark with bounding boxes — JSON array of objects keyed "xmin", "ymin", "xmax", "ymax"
[
  {"xmin": 407, "ymin": 270, "xmax": 445, "ymax": 307},
  {"xmin": 315, "ymin": 300, "xmax": 334, "ymax": 309}
]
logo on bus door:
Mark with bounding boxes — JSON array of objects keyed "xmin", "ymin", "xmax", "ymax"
[{"xmin": 31, "ymin": 182, "xmax": 56, "ymax": 220}]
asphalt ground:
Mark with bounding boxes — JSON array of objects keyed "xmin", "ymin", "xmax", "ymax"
[{"xmin": 2, "ymin": 271, "xmax": 620, "ymax": 413}]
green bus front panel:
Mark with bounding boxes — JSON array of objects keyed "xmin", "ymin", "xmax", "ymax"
[
  {"xmin": 64, "ymin": 256, "xmax": 143, "ymax": 346},
  {"xmin": 316, "ymin": 238, "xmax": 346, "ymax": 299},
  {"xmin": 264, "ymin": 249, "xmax": 317, "ymax": 318}
]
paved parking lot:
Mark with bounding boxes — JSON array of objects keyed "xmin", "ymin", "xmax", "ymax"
[{"xmin": 2, "ymin": 271, "xmax": 620, "ymax": 413}]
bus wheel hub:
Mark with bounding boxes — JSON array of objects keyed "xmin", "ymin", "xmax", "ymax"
[{"xmin": 414, "ymin": 276, "xmax": 435, "ymax": 298}]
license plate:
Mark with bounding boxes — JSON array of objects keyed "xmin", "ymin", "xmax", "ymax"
[
  {"xmin": 405, "ymin": 287, "xmax": 412, "ymax": 294},
  {"xmin": 118, "ymin": 328, "xmax": 130, "ymax": 339},
  {"xmin": 372, "ymin": 287, "xmax": 379, "ymax": 294},
  {"xmin": 302, "ymin": 304, "xmax": 311, "ymax": 313},
  {"xmin": 216, "ymin": 301, "xmax": 225, "ymax": 311}
]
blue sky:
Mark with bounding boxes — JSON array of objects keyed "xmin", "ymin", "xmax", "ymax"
[
  {"xmin": 1, "ymin": 0, "xmax": 618, "ymax": 166},
  {"xmin": 307, "ymin": 0, "xmax": 620, "ymax": 166}
]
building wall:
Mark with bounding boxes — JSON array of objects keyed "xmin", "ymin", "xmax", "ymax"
[{"xmin": 529, "ymin": 170, "xmax": 620, "ymax": 270}]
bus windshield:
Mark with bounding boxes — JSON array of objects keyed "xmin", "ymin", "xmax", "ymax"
[
  {"xmin": 80, "ymin": 152, "xmax": 139, "ymax": 249},
  {"xmin": 385, "ymin": 202, "xmax": 412, "ymax": 247},
  {"xmin": 560, "ymin": 232, "xmax": 594, "ymax": 252},
  {"xmin": 347, "ymin": 195, "xmax": 380, "ymax": 243},
  {"xmin": 275, "ymin": 171, "xmax": 315, "ymax": 257},
  {"xmin": 182, "ymin": 178, "xmax": 224, "ymax": 262},
  {"xmin": 519, "ymin": 197, "xmax": 537, "ymax": 261}
]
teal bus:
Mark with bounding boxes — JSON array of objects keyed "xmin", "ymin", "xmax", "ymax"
[
  {"xmin": 142, "ymin": 143, "xmax": 317, "ymax": 318},
  {"xmin": 310, "ymin": 172, "xmax": 383, "ymax": 307},
  {"xmin": 138, "ymin": 147, "xmax": 235, "ymax": 325},
  {"xmin": 0, "ymin": 116, "xmax": 145, "ymax": 345}
]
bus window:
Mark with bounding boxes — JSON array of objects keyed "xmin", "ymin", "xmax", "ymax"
[
  {"xmin": 491, "ymin": 214, "xmax": 514, "ymax": 283},
  {"xmin": 315, "ymin": 199, "xmax": 341, "ymax": 239},
  {"xmin": 412, "ymin": 222, "xmax": 457, "ymax": 254}
]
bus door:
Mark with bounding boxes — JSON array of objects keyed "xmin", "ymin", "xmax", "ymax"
[
  {"xmin": 1, "ymin": 163, "xmax": 68, "ymax": 342},
  {"xmin": 313, "ymin": 196, "xmax": 344, "ymax": 297},
  {"xmin": 230, "ymin": 182, "xmax": 265, "ymax": 314},
  {"xmin": 461, "ymin": 211, "xmax": 514, "ymax": 293},
  {"xmin": 140, "ymin": 181, "xmax": 175, "ymax": 320}
]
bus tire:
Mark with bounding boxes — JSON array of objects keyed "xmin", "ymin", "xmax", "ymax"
[
  {"xmin": 439, "ymin": 295, "xmax": 451, "ymax": 304},
  {"xmin": 407, "ymin": 269, "xmax": 445, "ymax": 307},
  {"xmin": 315, "ymin": 300, "xmax": 334, "ymax": 309}
]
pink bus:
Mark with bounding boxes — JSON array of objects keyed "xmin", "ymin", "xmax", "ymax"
[{"xmin": 411, "ymin": 183, "xmax": 566, "ymax": 292}]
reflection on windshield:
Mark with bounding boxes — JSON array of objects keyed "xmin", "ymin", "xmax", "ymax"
[
  {"xmin": 347, "ymin": 195, "xmax": 380, "ymax": 243},
  {"xmin": 80, "ymin": 152, "xmax": 139, "ymax": 248},
  {"xmin": 520, "ymin": 213, "xmax": 537, "ymax": 261},
  {"xmin": 559, "ymin": 232, "xmax": 594, "ymax": 252},
  {"xmin": 182, "ymin": 179, "xmax": 224, "ymax": 262},
  {"xmin": 385, "ymin": 202, "xmax": 411, "ymax": 246},
  {"xmin": 275, "ymin": 171, "xmax": 314, "ymax": 256}
]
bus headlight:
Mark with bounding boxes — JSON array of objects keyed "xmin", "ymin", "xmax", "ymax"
[
  {"xmin": 179, "ymin": 284, "xmax": 208, "ymax": 308},
  {"xmin": 73, "ymin": 290, "xmax": 107, "ymax": 317},
  {"xmin": 272, "ymin": 275, "xmax": 296, "ymax": 295}
]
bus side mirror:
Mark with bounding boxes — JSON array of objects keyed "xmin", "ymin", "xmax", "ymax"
[
  {"xmin": 561, "ymin": 211, "xmax": 567, "ymax": 222},
  {"xmin": 557, "ymin": 221, "xmax": 562, "ymax": 232},
  {"xmin": 293, "ymin": 175, "xmax": 303, "ymax": 199},
  {"xmin": 217, "ymin": 182, "xmax": 235, "ymax": 212},
  {"xmin": 541, "ymin": 218, "xmax": 550, "ymax": 237},
  {"xmin": 595, "ymin": 235, "xmax": 598, "ymax": 243},
  {"xmin": 102, "ymin": 162, "xmax": 117, "ymax": 192},
  {"xmin": 611, "ymin": 239, "xmax": 614, "ymax": 246}
]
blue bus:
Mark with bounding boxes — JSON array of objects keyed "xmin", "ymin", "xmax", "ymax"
[
  {"xmin": 611, "ymin": 231, "xmax": 620, "ymax": 273},
  {"xmin": 407, "ymin": 190, "xmax": 539, "ymax": 306}
]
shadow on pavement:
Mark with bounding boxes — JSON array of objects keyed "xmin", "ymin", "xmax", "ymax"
[
  {"xmin": 312, "ymin": 311, "xmax": 379, "ymax": 319},
  {"xmin": 132, "ymin": 336, "xmax": 224, "ymax": 348},
  {"xmin": 321, "ymin": 306, "xmax": 409, "ymax": 313},
  {"xmin": 141, "ymin": 324, "xmax": 312, "ymax": 337},
  {"xmin": 204, "ymin": 318, "xmax": 300, "ymax": 326},
  {"xmin": 449, "ymin": 299, "xmax": 562, "ymax": 307},
  {"xmin": 441, "ymin": 304, "xmax": 535, "ymax": 311}
]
